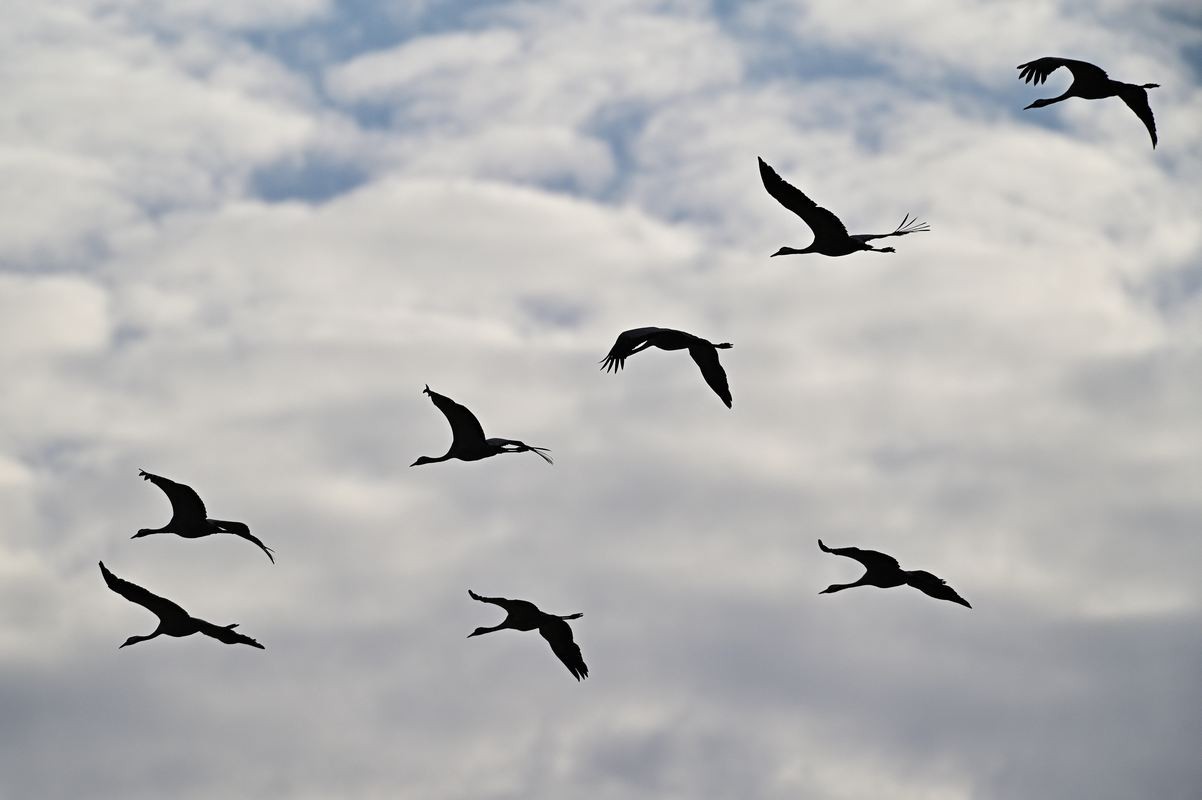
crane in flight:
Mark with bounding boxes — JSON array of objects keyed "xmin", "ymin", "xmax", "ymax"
[
  {"xmin": 133, "ymin": 470, "xmax": 274, "ymax": 563},
  {"xmin": 1017, "ymin": 57, "xmax": 1159, "ymax": 148},
  {"xmin": 467, "ymin": 589, "xmax": 588, "ymax": 680},
  {"xmin": 817, "ymin": 540, "xmax": 971, "ymax": 608},
  {"xmin": 100, "ymin": 561, "xmax": 265, "ymax": 649},
  {"xmin": 600, "ymin": 326, "xmax": 734, "ymax": 408},
  {"xmin": 412, "ymin": 386, "xmax": 552, "ymax": 466},
  {"xmin": 759, "ymin": 157, "xmax": 929, "ymax": 257}
]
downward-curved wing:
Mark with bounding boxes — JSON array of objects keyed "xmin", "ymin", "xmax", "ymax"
[
  {"xmin": 539, "ymin": 617, "xmax": 589, "ymax": 680},
  {"xmin": 818, "ymin": 540, "xmax": 900, "ymax": 573},
  {"xmin": 758, "ymin": 157, "xmax": 849, "ymax": 240},
  {"xmin": 688, "ymin": 345, "xmax": 732, "ymax": 408},
  {"xmin": 423, "ymin": 386, "xmax": 487, "ymax": 447},
  {"xmin": 99, "ymin": 561, "xmax": 189, "ymax": 624},
  {"xmin": 1117, "ymin": 86, "xmax": 1158, "ymax": 147},
  {"xmin": 907, "ymin": 570, "xmax": 972, "ymax": 608},
  {"xmin": 1017, "ymin": 57, "xmax": 1108, "ymax": 86},
  {"xmin": 600, "ymin": 327, "xmax": 663, "ymax": 373},
  {"xmin": 140, "ymin": 470, "xmax": 206, "ymax": 522}
]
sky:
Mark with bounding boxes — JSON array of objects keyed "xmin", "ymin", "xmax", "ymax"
[{"xmin": 3, "ymin": 0, "xmax": 1202, "ymax": 798}]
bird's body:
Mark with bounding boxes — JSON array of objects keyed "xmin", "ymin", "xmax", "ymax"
[
  {"xmin": 99, "ymin": 561, "xmax": 265, "ymax": 649},
  {"xmin": 1017, "ymin": 57, "xmax": 1159, "ymax": 147},
  {"xmin": 817, "ymin": 540, "xmax": 971, "ymax": 608},
  {"xmin": 133, "ymin": 470, "xmax": 274, "ymax": 562},
  {"xmin": 411, "ymin": 386, "xmax": 552, "ymax": 466},
  {"xmin": 758, "ymin": 157, "xmax": 929, "ymax": 257},
  {"xmin": 600, "ymin": 326, "xmax": 734, "ymax": 408},
  {"xmin": 467, "ymin": 589, "xmax": 588, "ymax": 680}
]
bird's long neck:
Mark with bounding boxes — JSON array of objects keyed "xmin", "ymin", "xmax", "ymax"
[
  {"xmin": 121, "ymin": 629, "xmax": 163, "ymax": 648},
  {"xmin": 475, "ymin": 622, "xmax": 511, "ymax": 635}
]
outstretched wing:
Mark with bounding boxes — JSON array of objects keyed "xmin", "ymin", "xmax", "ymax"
[
  {"xmin": 1117, "ymin": 86, "xmax": 1157, "ymax": 148},
  {"xmin": 99, "ymin": 561, "xmax": 188, "ymax": 623},
  {"xmin": 817, "ymin": 539, "xmax": 900, "ymax": 573},
  {"xmin": 1016, "ymin": 57, "xmax": 1108, "ymax": 86},
  {"xmin": 600, "ymin": 327, "xmax": 663, "ymax": 373},
  {"xmin": 688, "ymin": 345, "xmax": 732, "ymax": 408},
  {"xmin": 423, "ymin": 386, "xmax": 487, "ymax": 447},
  {"xmin": 758, "ymin": 157, "xmax": 849, "ymax": 240},
  {"xmin": 907, "ymin": 570, "xmax": 972, "ymax": 609},
  {"xmin": 140, "ymin": 469, "xmax": 206, "ymax": 522},
  {"xmin": 196, "ymin": 619, "xmax": 266, "ymax": 648},
  {"xmin": 539, "ymin": 617, "xmax": 589, "ymax": 680},
  {"xmin": 468, "ymin": 589, "xmax": 534, "ymax": 616}
]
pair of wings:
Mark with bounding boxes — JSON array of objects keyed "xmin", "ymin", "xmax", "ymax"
[
  {"xmin": 601, "ymin": 327, "xmax": 733, "ymax": 408},
  {"xmin": 469, "ymin": 590, "xmax": 588, "ymax": 680},
  {"xmin": 1017, "ymin": 57, "xmax": 1157, "ymax": 147},
  {"xmin": 818, "ymin": 541, "xmax": 971, "ymax": 608}
]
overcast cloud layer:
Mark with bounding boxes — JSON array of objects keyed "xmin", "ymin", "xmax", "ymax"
[{"xmin": 3, "ymin": 1, "xmax": 1202, "ymax": 798}]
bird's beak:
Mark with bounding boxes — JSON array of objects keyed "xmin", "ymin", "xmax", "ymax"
[{"xmin": 1023, "ymin": 102, "xmax": 1036, "ymax": 110}]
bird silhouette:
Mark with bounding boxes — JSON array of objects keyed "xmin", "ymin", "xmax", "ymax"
[
  {"xmin": 817, "ymin": 540, "xmax": 971, "ymax": 608},
  {"xmin": 759, "ymin": 157, "xmax": 929, "ymax": 257},
  {"xmin": 411, "ymin": 386, "xmax": 552, "ymax": 466},
  {"xmin": 467, "ymin": 589, "xmax": 588, "ymax": 680},
  {"xmin": 99, "ymin": 561, "xmax": 265, "ymax": 649},
  {"xmin": 1017, "ymin": 57, "xmax": 1159, "ymax": 148},
  {"xmin": 600, "ymin": 326, "xmax": 734, "ymax": 408},
  {"xmin": 133, "ymin": 470, "xmax": 274, "ymax": 563}
]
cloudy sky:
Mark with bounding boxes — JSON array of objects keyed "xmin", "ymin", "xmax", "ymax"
[{"xmin": 3, "ymin": 1, "xmax": 1201, "ymax": 797}]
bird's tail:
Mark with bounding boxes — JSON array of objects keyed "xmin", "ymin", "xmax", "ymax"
[
  {"xmin": 1142, "ymin": 83, "xmax": 1160, "ymax": 89},
  {"xmin": 715, "ymin": 343, "xmax": 733, "ymax": 349},
  {"xmin": 560, "ymin": 612, "xmax": 583, "ymax": 620},
  {"xmin": 891, "ymin": 213, "xmax": 930, "ymax": 236}
]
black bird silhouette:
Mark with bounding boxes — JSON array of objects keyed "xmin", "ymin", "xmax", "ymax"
[
  {"xmin": 1017, "ymin": 57, "xmax": 1159, "ymax": 148},
  {"xmin": 412, "ymin": 386, "xmax": 552, "ymax": 466},
  {"xmin": 600, "ymin": 326, "xmax": 734, "ymax": 408},
  {"xmin": 467, "ymin": 589, "xmax": 588, "ymax": 680},
  {"xmin": 759, "ymin": 157, "xmax": 929, "ymax": 257},
  {"xmin": 100, "ymin": 561, "xmax": 265, "ymax": 649},
  {"xmin": 133, "ymin": 470, "xmax": 274, "ymax": 563},
  {"xmin": 817, "ymin": 540, "xmax": 971, "ymax": 608}
]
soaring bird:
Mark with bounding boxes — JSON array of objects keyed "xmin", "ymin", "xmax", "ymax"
[
  {"xmin": 412, "ymin": 386, "xmax": 552, "ymax": 466},
  {"xmin": 99, "ymin": 561, "xmax": 265, "ymax": 649},
  {"xmin": 133, "ymin": 470, "xmax": 274, "ymax": 563},
  {"xmin": 600, "ymin": 326, "xmax": 734, "ymax": 408},
  {"xmin": 467, "ymin": 589, "xmax": 588, "ymax": 680},
  {"xmin": 759, "ymin": 157, "xmax": 929, "ymax": 257},
  {"xmin": 817, "ymin": 540, "xmax": 971, "ymax": 608},
  {"xmin": 1017, "ymin": 57, "xmax": 1159, "ymax": 147}
]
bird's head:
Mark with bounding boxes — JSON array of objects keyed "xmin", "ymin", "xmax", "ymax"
[
  {"xmin": 119, "ymin": 636, "xmax": 142, "ymax": 649},
  {"xmin": 1023, "ymin": 98, "xmax": 1052, "ymax": 110},
  {"xmin": 410, "ymin": 456, "xmax": 436, "ymax": 467},
  {"xmin": 131, "ymin": 528, "xmax": 154, "ymax": 539},
  {"xmin": 422, "ymin": 384, "xmax": 431, "ymax": 395},
  {"xmin": 818, "ymin": 585, "xmax": 839, "ymax": 595},
  {"xmin": 466, "ymin": 627, "xmax": 490, "ymax": 638}
]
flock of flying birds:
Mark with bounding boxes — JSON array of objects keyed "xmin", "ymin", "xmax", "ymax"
[{"xmin": 101, "ymin": 57, "xmax": 1159, "ymax": 680}]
